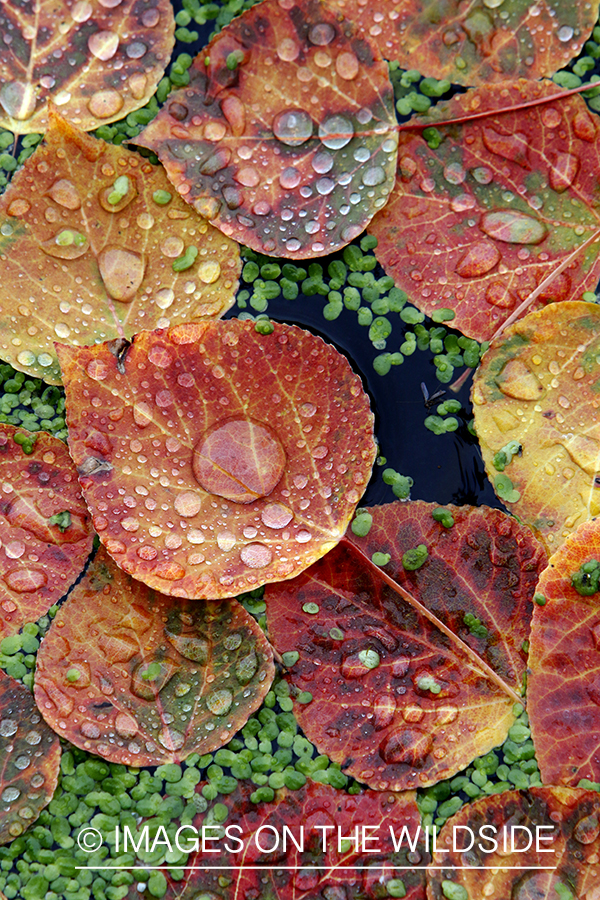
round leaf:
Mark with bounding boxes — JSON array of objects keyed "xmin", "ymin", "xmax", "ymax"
[
  {"xmin": 529, "ymin": 519, "xmax": 600, "ymax": 786},
  {"xmin": 0, "ymin": 424, "xmax": 93, "ymax": 639},
  {"xmin": 57, "ymin": 319, "xmax": 376, "ymax": 598},
  {"xmin": 328, "ymin": 0, "xmax": 599, "ymax": 86},
  {"xmin": 472, "ymin": 300, "xmax": 600, "ymax": 552},
  {"xmin": 0, "ymin": 670, "xmax": 60, "ymax": 843},
  {"xmin": 34, "ymin": 547, "xmax": 274, "ymax": 766},
  {"xmin": 138, "ymin": 0, "xmax": 398, "ymax": 258},
  {"xmin": 428, "ymin": 787, "xmax": 600, "ymax": 898},
  {"xmin": 369, "ymin": 81, "xmax": 600, "ymax": 342},
  {"xmin": 130, "ymin": 781, "xmax": 426, "ymax": 900},
  {"xmin": 266, "ymin": 501, "xmax": 546, "ymax": 790},
  {"xmin": 0, "ymin": 113, "xmax": 240, "ymax": 384},
  {"xmin": 0, "ymin": 0, "xmax": 174, "ymax": 133}
]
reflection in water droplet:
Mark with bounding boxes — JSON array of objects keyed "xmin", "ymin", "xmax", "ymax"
[
  {"xmin": 277, "ymin": 38, "xmax": 300, "ymax": 61},
  {"xmin": 0, "ymin": 81, "xmax": 37, "ymax": 120},
  {"xmin": 88, "ymin": 89, "xmax": 124, "ymax": 119},
  {"xmin": 380, "ymin": 727, "xmax": 433, "ymax": 767},
  {"xmin": 5, "ymin": 569, "xmax": 47, "ymax": 592},
  {"xmin": 443, "ymin": 161, "xmax": 466, "ymax": 184},
  {"xmin": 159, "ymin": 727, "xmax": 184, "ymax": 750},
  {"xmin": 558, "ymin": 25, "xmax": 574, "ymax": 41},
  {"xmin": 336, "ymin": 51, "xmax": 359, "ymax": 80},
  {"xmin": 280, "ymin": 167, "xmax": 301, "ymax": 189},
  {"xmin": 496, "ymin": 359, "xmax": 543, "ymax": 400},
  {"xmin": 206, "ymin": 689, "xmax": 233, "ymax": 715},
  {"xmin": 2, "ymin": 787, "xmax": 20, "ymax": 802},
  {"xmin": 480, "ymin": 210, "xmax": 547, "ymax": 245},
  {"xmin": 88, "ymin": 30, "xmax": 119, "ymax": 60},
  {"xmin": 174, "ymin": 492, "xmax": 202, "ymax": 518},
  {"xmin": 319, "ymin": 115, "xmax": 353, "ymax": 150},
  {"xmin": 48, "ymin": 179, "xmax": 81, "ymax": 210},
  {"xmin": 0, "ymin": 719, "xmax": 17, "ymax": 737},
  {"xmin": 98, "ymin": 247, "xmax": 145, "ymax": 301},
  {"xmin": 240, "ymin": 542, "xmax": 273, "ymax": 568},
  {"xmin": 362, "ymin": 166, "xmax": 385, "ymax": 187},
  {"xmin": 273, "ymin": 109, "xmax": 313, "ymax": 146},
  {"xmin": 455, "ymin": 241, "xmax": 501, "ymax": 277},
  {"xmin": 165, "ymin": 630, "xmax": 208, "ymax": 663},
  {"xmin": 193, "ymin": 418, "xmax": 286, "ymax": 504},
  {"xmin": 236, "ymin": 650, "xmax": 258, "ymax": 684},
  {"xmin": 114, "ymin": 712, "xmax": 138, "ymax": 739},
  {"xmin": 308, "ymin": 22, "xmax": 335, "ymax": 44},
  {"xmin": 261, "ymin": 502, "xmax": 293, "ymax": 529},
  {"xmin": 7, "ymin": 199, "xmax": 30, "ymax": 217}
]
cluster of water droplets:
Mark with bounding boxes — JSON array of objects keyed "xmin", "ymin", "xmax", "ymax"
[
  {"xmin": 0, "ymin": 0, "xmax": 172, "ymax": 129},
  {"xmin": 35, "ymin": 561, "xmax": 273, "ymax": 765}
]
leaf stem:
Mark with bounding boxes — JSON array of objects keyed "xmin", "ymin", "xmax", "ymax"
[
  {"xmin": 398, "ymin": 80, "xmax": 600, "ymax": 132},
  {"xmin": 490, "ymin": 226, "xmax": 600, "ymax": 344},
  {"xmin": 341, "ymin": 537, "xmax": 524, "ymax": 707}
]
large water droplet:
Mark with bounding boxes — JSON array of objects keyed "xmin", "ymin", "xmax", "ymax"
[
  {"xmin": 193, "ymin": 418, "xmax": 286, "ymax": 504},
  {"xmin": 88, "ymin": 89, "xmax": 124, "ymax": 119},
  {"xmin": 373, "ymin": 693, "xmax": 396, "ymax": 729},
  {"xmin": 114, "ymin": 712, "xmax": 138, "ymax": 739},
  {"xmin": 557, "ymin": 25, "xmax": 574, "ymax": 42},
  {"xmin": 273, "ymin": 109, "xmax": 313, "ymax": 146},
  {"xmin": 41, "ymin": 229, "xmax": 89, "ymax": 260},
  {"xmin": 319, "ymin": 115, "xmax": 353, "ymax": 150},
  {"xmin": 549, "ymin": 152, "xmax": 579, "ymax": 193},
  {"xmin": 88, "ymin": 30, "xmax": 119, "ymax": 60},
  {"xmin": 240, "ymin": 542, "xmax": 272, "ymax": 568},
  {"xmin": 495, "ymin": 359, "xmax": 543, "ymax": 400},
  {"xmin": 165, "ymin": 631, "xmax": 209, "ymax": 663},
  {"xmin": 379, "ymin": 727, "xmax": 433, "ymax": 767},
  {"xmin": 482, "ymin": 128, "xmax": 529, "ymax": 168},
  {"xmin": 574, "ymin": 813, "xmax": 600, "ymax": 844},
  {"xmin": 1, "ymin": 787, "xmax": 20, "ymax": 803},
  {"xmin": 336, "ymin": 51, "xmax": 359, "ymax": 80},
  {"xmin": 480, "ymin": 210, "xmax": 547, "ymax": 244},
  {"xmin": 5, "ymin": 569, "xmax": 47, "ymax": 592},
  {"xmin": 280, "ymin": 167, "xmax": 301, "ymax": 189},
  {"xmin": 455, "ymin": 241, "xmax": 501, "ymax": 277},
  {"xmin": 159, "ymin": 727, "xmax": 184, "ymax": 750},
  {"xmin": 511, "ymin": 873, "xmax": 574, "ymax": 900},
  {"xmin": 308, "ymin": 22, "xmax": 335, "ymax": 45},
  {"xmin": 261, "ymin": 502, "xmax": 293, "ymax": 529},
  {"xmin": 236, "ymin": 650, "xmax": 258, "ymax": 684},
  {"xmin": 0, "ymin": 81, "xmax": 37, "ymax": 120},
  {"xmin": 98, "ymin": 247, "xmax": 145, "ymax": 301},
  {"xmin": 47, "ymin": 179, "xmax": 81, "ymax": 210},
  {"xmin": 206, "ymin": 689, "xmax": 233, "ymax": 715},
  {"xmin": 0, "ymin": 719, "xmax": 17, "ymax": 737},
  {"xmin": 174, "ymin": 491, "xmax": 202, "ymax": 518}
]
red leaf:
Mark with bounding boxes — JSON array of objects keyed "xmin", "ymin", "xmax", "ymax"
[
  {"xmin": 0, "ymin": 670, "xmax": 61, "ymax": 844},
  {"xmin": 57, "ymin": 320, "xmax": 376, "ymax": 599},
  {"xmin": 529, "ymin": 519, "xmax": 600, "ymax": 786},
  {"xmin": 266, "ymin": 501, "xmax": 546, "ymax": 790},
  {"xmin": 34, "ymin": 548, "xmax": 274, "ymax": 765},
  {"xmin": 138, "ymin": 0, "xmax": 398, "ymax": 257},
  {"xmin": 131, "ymin": 782, "xmax": 426, "ymax": 900},
  {"xmin": 0, "ymin": 425, "xmax": 92, "ymax": 639},
  {"xmin": 428, "ymin": 787, "xmax": 600, "ymax": 897},
  {"xmin": 326, "ymin": 0, "xmax": 598, "ymax": 87},
  {"xmin": 369, "ymin": 81, "xmax": 600, "ymax": 342}
]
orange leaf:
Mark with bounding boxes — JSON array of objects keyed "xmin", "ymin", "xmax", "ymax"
[
  {"xmin": 0, "ymin": 0, "xmax": 174, "ymax": 133},
  {"xmin": 0, "ymin": 424, "xmax": 92, "ymax": 639},
  {"xmin": 0, "ymin": 113, "xmax": 240, "ymax": 384},
  {"xmin": 138, "ymin": 0, "xmax": 398, "ymax": 257},
  {"xmin": 529, "ymin": 519, "xmax": 600, "ymax": 786},
  {"xmin": 472, "ymin": 301, "xmax": 600, "ymax": 552},
  {"xmin": 369, "ymin": 81, "xmax": 600, "ymax": 342},
  {"xmin": 0, "ymin": 670, "xmax": 60, "ymax": 843},
  {"xmin": 327, "ymin": 0, "xmax": 599, "ymax": 87},
  {"xmin": 266, "ymin": 501, "xmax": 546, "ymax": 790},
  {"xmin": 57, "ymin": 319, "xmax": 376, "ymax": 599},
  {"xmin": 34, "ymin": 547, "xmax": 274, "ymax": 765},
  {"xmin": 428, "ymin": 787, "xmax": 600, "ymax": 897}
]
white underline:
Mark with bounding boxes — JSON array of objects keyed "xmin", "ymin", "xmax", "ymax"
[{"xmin": 76, "ymin": 865, "xmax": 557, "ymax": 871}]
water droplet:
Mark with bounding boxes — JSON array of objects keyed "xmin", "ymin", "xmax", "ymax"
[
  {"xmin": 277, "ymin": 38, "xmax": 300, "ymax": 61},
  {"xmin": 240, "ymin": 542, "xmax": 273, "ymax": 568},
  {"xmin": 98, "ymin": 247, "xmax": 145, "ymax": 301},
  {"xmin": 47, "ymin": 179, "xmax": 81, "ymax": 210},
  {"xmin": 88, "ymin": 30, "xmax": 119, "ymax": 60},
  {"xmin": 88, "ymin": 89, "xmax": 124, "ymax": 119},
  {"xmin": 319, "ymin": 115, "xmax": 353, "ymax": 150},
  {"xmin": 379, "ymin": 727, "xmax": 433, "ymax": 766},
  {"xmin": 81, "ymin": 722, "xmax": 101, "ymax": 739},
  {"xmin": 141, "ymin": 8, "xmax": 160, "ymax": 26},
  {"xmin": 455, "ymin": 241, "xmax": 501, "ymax": 277},
  {"xmin": 161, "ymin": 236, "xmax": 185, "ymax": 258},
  {"xmin": 174, "ymin": 491, "xmax": 202, "ymax": 518},
  {"xmin": 198, "ymin": 261, "xmax": 221, "ymax": 284},
  {"xmin": 7, "ymin": 199, "xmax": 30, "ymax": 217},
  {"xmin": 114, "ymin": 713, "xmax": 138, "ymax": 739},
  {"xmin": 362, "ymin": 166, "xmax": 386, "ymax": 187},
  {"xmin": 206, "ymin": 689, "xmax": 233, "ymax": 715},
  {"xmin": 152, "ymin": 560, "xmax": 185, "ymax": 581},
  {"xmin": 126, "ymin": 41, "xmax": 147, "ymax": 59},
  {"xmin": 5, "ymin": 541, "xmax": 25, "ymax": 559},
  {"xmin": 549, "ymin": 151, "xmax": 579, "ymax": 192},
  {"xmin": 0, "ymin": 81, "xmax": 37, "ymax": 120},
  {"xmin": 273, "ymin": 109, "xmax": 313, "ymax": 146},
  {"xmin": 336, "ymin": 50, "xmax": 359, "ymax": 80},
  {"xmin": 482, "ymin": 127, "xmax": 529, "ymax": 168},
  {"xmin": 5, "ymin": 569, "xmax": 47, "ymax": 592},
  {"xmin": 308, "ymin": 22, "xmax": 335, "ymax": 44},
  {"xmin": 193, "ymin": 418, "xmax": 286, "ymax": 504},
  {"xmin": 574, "ymin": 813, "xmax": 600, "ymax": 844},
  {"xmin": 261, "ymin": 502, "xmax": 293, "ymax": 529},
  {"xmin": 165, "ymin": 629, "xmax": 208, "ymax": 663},
  {"xmin": 2, "ymin": 787, "xmax": 20, "ymax": 803},
  {"xmin": 71, "ymin": 0, "xmax": 93, "ymax": 22},
  {"xmin": 312, "ymin": 151, "xmax": 334, "ymax": 174},
  {"xmin": 280, "ymin": 167, "xmax": 301, "ymax": 190},
  {"xmin": 496, "ymin": 359, "xmax": 543, "ymax": 400},
  {"xmin": 0, "ymin": 720, "xmax": 17, "ymax": 737},
  {"xmin": 443, "ymin": 161, "xmax": 466, "ymax": 184},
  {"xmin": 216, "ymin": 531, "xmax": 236, "ymax": 552},
  {"xmin": 558, "ymin": 25, "xmax": 574, "ymax": 41},
  {"xmin": 480, "ymin": 210, "xmax": 547, "ymax": 244},
  {"xmin": 511, "ymin": 873, "xmax": 575, "ymax": 900},
  {"xmin": 159, "ymin": 727, "xmax": 184, "ymax": 750}
]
